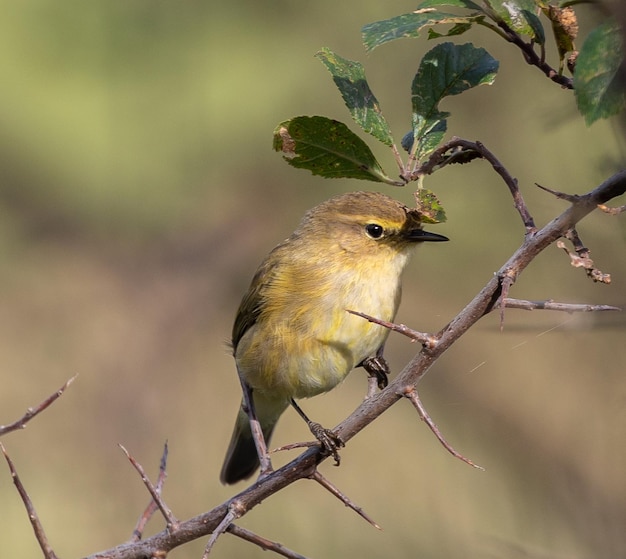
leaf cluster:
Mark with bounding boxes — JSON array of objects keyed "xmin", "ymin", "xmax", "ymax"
[{"xmin": 273, "ymin": 0, "xmax": 625, "ymax": 219}]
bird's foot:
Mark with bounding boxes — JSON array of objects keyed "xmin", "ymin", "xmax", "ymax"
[
  {"xmin": 361, "ymin": 354, "xmax": 390, "ymax": 389},
  {"xmin": 308, "ymin": 421, "xmax": 345, "ymax": 466}
]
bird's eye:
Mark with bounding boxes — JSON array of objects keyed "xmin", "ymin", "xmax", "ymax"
[{"xmin": 365, "ymin": 223, "xmax": 384, "ymax": 239}]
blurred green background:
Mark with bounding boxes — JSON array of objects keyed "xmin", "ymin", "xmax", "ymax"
[{"xmin": 1, "ymin": 2, "xmax": 625, "ymax": 558}]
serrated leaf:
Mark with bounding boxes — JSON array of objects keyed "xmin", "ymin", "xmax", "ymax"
[
  {"xmin": 574, "ymin": 19, "xmax": 625, "ymax": 125},
  {"xmin": 273, "ymin": 116, "xmax": 404, "ymax": 186},
  {"xmin": 415, "ymin": 188, "xmax": 447, "ymax": 223},
  {"xmin": 411, "ymin": 42, "xmax": 499, "ymax": 159},
  {"xmin": 315, "ymin": 48, "xmax": 394, "ymax": 147},
  {"xmin": 362, "ymin": 11, "xmax": 482, "ymax": 52},
  {"xmin": 484, "ymin": 0, "xmax": 543, "ymax": 40}
]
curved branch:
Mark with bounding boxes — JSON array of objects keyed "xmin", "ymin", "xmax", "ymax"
[{"xmin": 85, "ymin": 169, "xmax": 626, "ymax": 559}]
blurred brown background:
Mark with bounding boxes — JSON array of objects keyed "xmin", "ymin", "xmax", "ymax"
[{"xmin": 1, "ymin": 2, "xmax": 625, "ymax": 558}]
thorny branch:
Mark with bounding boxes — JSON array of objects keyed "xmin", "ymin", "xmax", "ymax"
[
  {"xmin": 0, "ymin": 375, "xmax": 77, "ymax": 437},
  {"xmin": 1, "ymin": 443, "xmax": 59, "ymax": 559},
  {"xmin": 131, "ymin": 442, "xmax": 170, "ymax": 542},
  {"xmin": 78, "ymin": 169, "xmax": 626, "ymax": 559},
  {"xmin": 119, "ymin": 444, "xmax": 179, "ymax": 533},
  {"xmin": 412, "ymin": 138, "xmax": 536, "ymax": 233}
]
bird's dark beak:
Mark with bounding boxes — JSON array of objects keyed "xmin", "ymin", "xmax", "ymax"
[{"xmin": 406, "ymin": 228, "xmax": 449, "ymax": 242}]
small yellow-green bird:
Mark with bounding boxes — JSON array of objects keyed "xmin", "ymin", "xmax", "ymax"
[{"xmin": 220, "ymin": 191, "xmax": 448, "ymax": 484}]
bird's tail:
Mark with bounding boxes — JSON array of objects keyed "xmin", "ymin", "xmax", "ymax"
[{"xmin": 220, "ymin": 397, "xmax": 287, "ymax": 485}]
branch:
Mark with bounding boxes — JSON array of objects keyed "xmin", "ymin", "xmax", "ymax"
[
  {"xmin": 226, "ymin": 525, "xmax": 310, "ymax": 559},
  {"xmin": 1, "ymin": 443, "xmax": 59, "ymax": 559},
  {"xmin": 0, "ymin": 375, "xmax": 77, "ymax": 437},
  {"xmin": 83, "ymin": 169, "xmax": 626, "ymax": 559},
  {"xmin": 502, "ymin": 298, "xmax": 621, "ymax": 313},
  {"xmin": 493, "ymin": 19, "xmax": 574, "ymax": 89},
  {"xmin": 119, "ymin": 444, "xmax": 179, "ymax": 532},
  {"xmin": 131, "ymin": 442, "xmax": 170, "ymax": 542},
  {"xmin": 414, "ymin": 139, "xmax": 536, "ymax": 233},
  {"xmin": 400, "ymin": 386, "xmax": 484, "ymax": 470},
  {"xmin": 310, "ymin": 470, "xmax": 381, "ymax": 529}
]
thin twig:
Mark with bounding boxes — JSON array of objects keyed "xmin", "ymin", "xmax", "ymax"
[
  {"xmin": 310, "ymin": 470, "xmax": 381, "ymax": 529},
  {"xmin": 413, "ymin": 139, "xmax": 536, "ymax": 233},
  {"xmin": 503, "ymin": 298, "xmax": 621, "ymax": 313},
  {"xmin": 119, "ymin": 444, "xmax": 179, "ymax": 532},
  {"xmin": 492, "ymin": 19, "xmax": 574, "ymax": 89},
  {"xmin": 400, "ymin": 386, "xmax": 484, "ymax": 471},
  {"xmin": 131, "ymin": 441, "xmax": 170, "ymax": 541},
  {"xmin": 203, "ymin": 501, "xmax": 245, "ymax": 558},
  {"xmin": 226, "ymin": 524, "xmax": 310, "ymax": 559},
  {"xmin": 347, "ymin": 310, "xmax": 438, "ymax": 348},
  {"xmin": 271, "ymin": 441, "xmax": 317, "ymax": 453},
  {"xmin": 0, "ymin": 375, "xmax": 77, "ymax": 437},
  {"xmin": 535, "ymin": 182, "xmax": 580, "ymax": 203},
  {"xmin": 1, "ymin": 442, "xmax": 59, "ymax": 559}
]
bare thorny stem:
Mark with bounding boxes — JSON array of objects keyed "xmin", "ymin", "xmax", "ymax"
[
  {"xmin": 3, "ymin": 167, "xmax": 625, "ymax": 558},
  {"xmin": 0, "ymin": 375, "xmax": 77, "ymax": 437},
  {"xmin": 1, "ymin": 442, "xmax": 59, "ymax": 559},
  {"xmin": 72, "ymin": 168, "xmax": 624, "ymax": 559},
  {"xmin": 128, "ymin": 442, "xmax": 172, "ymax": 542}
]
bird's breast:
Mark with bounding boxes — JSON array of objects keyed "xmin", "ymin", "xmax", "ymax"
[{"xmin": 237, "ymin": 252, "xmax": 407, "ymax": 400}]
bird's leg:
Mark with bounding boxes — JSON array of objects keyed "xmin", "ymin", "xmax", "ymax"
[
  {"xmin": 239, "ymin": 377, "xmax": 274, "ymax": 477},
  {"xmin": 290, "ymin": 398, "xmax": 344, "ymax": 465},
  {"xmin": 360, "ymin": 345, "xmax": 390, "ymax": 390}
]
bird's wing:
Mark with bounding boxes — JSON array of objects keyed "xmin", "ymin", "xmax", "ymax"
[{"xmin": 231, "ymin": 247, "xmax": 283, "ymax": 351}]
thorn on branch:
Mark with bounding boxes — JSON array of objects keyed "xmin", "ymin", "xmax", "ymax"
[
  {"xmin": 400, "ymin": 386, "xmax": 484, "ymax": 471},
  {"xmin": 1, "ymin": 442, "xmax": 59, "ymax": 559},
  {"xmin": 131, "ymin": 441, "xmax": 170, "ymax": 542},
  {"xmin": 226, "ymin": 524, "xmax": 311, "ymax": 559},
  {"xmin": 535, "ymin": 182, "xmax": 580, "ymax": 203},
  {"xmin": 203, "ymin": 500, "xmax": 246, "ymax": 558},
  {"xmin": 347, "ymin": 309, "xmax": 438, "ymax": 349},
  {"xmin": 310, "ymin": 470, "xmax": 381, "ymax": 530},
  {"xmin": 503, "ymin": 298, "xmax": 621, "ymax": 313},
  {"xmin": 0, "ymin": 375, "xmax": 77, "ymax": 437},
  {"xmin": 270, "ymin": 441, "xmax": 318, "ymax": 454},
  {"xmin": 119, "ymin": 444, "xmax": 179, "ymax": 533}
]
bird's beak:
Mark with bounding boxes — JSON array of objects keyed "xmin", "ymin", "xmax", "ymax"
[{"xmin": 406, "ymin": 228, "xmax": 449, "ymax": 242}]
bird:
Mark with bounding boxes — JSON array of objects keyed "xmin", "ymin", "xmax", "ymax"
[{"xmin": 220, "ymin": 190, "xmax": 448, "ymax": 484}]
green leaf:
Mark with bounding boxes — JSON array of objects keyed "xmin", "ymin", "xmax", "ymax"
[
  {"xmin": 411, "ymin": 42, "xmax": 499, "ymax": 159},
  {"xmin": 574, "ymin": 19, "xmax": 625, "ymax": 125},
  {"xmin": 483, "ymin": 0, "xmax": 543, "ymax": 40},
  {"xmin": 273, "ymin": 116, "xmax": 404, "ymax": 186},
  {"xmin": 427, "ymin": 21, "xmax": 475, "ymax": 39},
  {"xmin": 523, "ymin": 9, "xmax": 545, "ymax": 46},
  {"xmin": 315, "ymin": 48, "xmax": 394, "ymax": 147},
  {"xmin": 417, "ymin": 0, "xmax": 483, "ymax": 9},
  {"xmin": 415, "ymin": 188, "xmax": 447, "ymax": 223},
  {"xmin": 362, "ymin": 11, "xmax": 482, "ymax": 52}
]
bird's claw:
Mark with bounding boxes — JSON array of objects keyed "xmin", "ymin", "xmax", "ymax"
[
  {"xmin": 362, "ymin": 354, "xmax": 390, "ymax": 390},
  {"xmin": 308, "ymin": 421, "xmax": 344, "ymax": 465}
]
